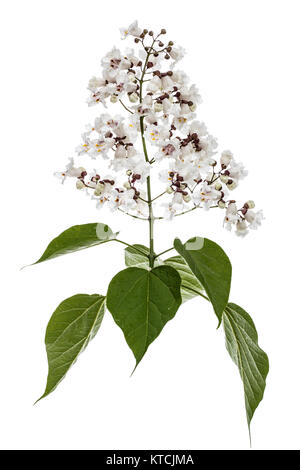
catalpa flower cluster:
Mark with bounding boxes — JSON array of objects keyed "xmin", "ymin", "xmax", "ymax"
[{"xmin": 56, "ymin": 21, "xmax": 263, "ymax": 236}]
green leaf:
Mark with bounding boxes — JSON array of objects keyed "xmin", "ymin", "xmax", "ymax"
[
  {"xmin": 106, "ymin": 266, "xmax": 182, "ymax": 366},
  {"xmin": 125, "ymin": 247, "xmax": 206, "ymax": 303},
  {"xmin": 125, "ymin": 244, "xmax": 149, "ymax": 268},
  {"xmin": 174, "ymin": 237, "xmax": 232, "ymax": 323},
  {"xmin": 223, "ymin": 303, "xmax": 269, "ymax": 430},
  {"xmin": 37, "ymin": 294, "xmax": 106, "ymax": 401},
  {"xmin": 164, "ymin": 255, "xmax": 206, "ymax": 302},
  {"xmin": 124, "ymin": 244, "xmax": 161, "ymax": 268},
  {"xmin": 33, "ymin": 223, "xmax": 116, "ymax": 264}
]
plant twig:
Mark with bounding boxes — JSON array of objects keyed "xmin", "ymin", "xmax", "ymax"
[
  {"xmin": 119, "ymin": 100, "xmax": 134, "ymax": 114},
  {"xmin": 154, "ymin": 247, "xmax": 174, "ymax": 258},
  {"xmin": 117, "ymin": 207, "xmax": 148, "ymax": 220}
]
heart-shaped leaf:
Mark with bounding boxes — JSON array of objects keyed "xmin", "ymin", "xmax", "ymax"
[
  {"xmin": 223, "ymin": 303, "xmax": 269, "ymax": 430},
  {"xmin": 106, "ymin": 266, "xmax": 182, "ymax": 366},
  {"xmin": 174, "ymin": 237, "xmax": 232, "ymax": 323},
  {"xmin": 165, "ymin": 255, "xmax": 206, "ymax": 302},
  {"xmin": 37, "ymin": 294, "xmax": 106, "ymax": 401},
  {"xmin": 33, "ymin": 223, "xmax": 116, "ymax": 265}
]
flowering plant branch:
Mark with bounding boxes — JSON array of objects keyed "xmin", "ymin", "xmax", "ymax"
[{"xmin": 28, "ymin": 21, "xmax": 268, "ymax": 439}]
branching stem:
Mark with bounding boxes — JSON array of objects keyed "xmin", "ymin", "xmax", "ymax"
[
  {"xmin": 117, "ymin": 208, "xmax": 147, "ymax": 221},
  {"xmin": 119, "ymin": 100, "xmax": 134, "ymax": 114},
  {"xmin": 139, "ymin": 38, "xmax": 156, "ymax": 268},
  {"xmin": 155, "ymin": 247, "xmax": 174, "ymax": 258},
  {"xmin": 113, "ymin": 239, "xmax": 147, "ymax": 257},
  {"xmin": 118, "ymin": 36, "xmax": 219, "ymax": 263}
]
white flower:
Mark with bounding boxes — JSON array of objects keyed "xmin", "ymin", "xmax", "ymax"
[
  {"xmin": 189, "ymin": 120, "xmax": 208, "ymax": 136},
  {"xmin": 56, "ymin": 22, "xmax": 263, "ymax": 236},
  {"xmin": 145, "ymin": 124, "xmax": 169, "ymax": 144},
  {"xmin": 120, "ymin": 20, "xmax": 142, "ymax": 40},
  {"xmin": 223, "ymin": 202, "xmax": 239, "ymax": 231},
  {"xmin": 170, "ymin": 46, "xmax": 185, "ymax": 64},
  {"xmin": 54, "ymin": 159, "xmax": 84, "ymax": 183},
  {"xmin": 87, "ymin": 89, "xmax": 108, "ymax": 107},
  {"xmin": 119, "ymin": 188, "xmax": 137, "ymax": 210},
  {"xmin": 220, "ymin": 150, "xmax": 233, "ymax": 167},
  {"xmin": 147, "ymin": 76, "xmax": 162, "ymax": 93},
  {"xmin": 157, "ymin": 140, "xmax": 180, "ymax": 160},
  {"xmin": 245, "ymin": 210, "xmax": 264, "ymax": 229},
  {"xmin": 180, "ymin": 84, "xmax": 202, "ymax": 105},
  {"xmin": 162, "ymin": 203, "xmax": 176, "ymax": 220},
  {"xmin": 125, "ymin": 155, "xmax": 150, "ymax": 182},
  {"xmin": 193, "ymin": 181, "xmax": 221, "ymax": 210},
  {"xmin": 135, "ymin": 199, "xmax": 148, "ymax": 217},
  {"xmin": 161, "ymin": 191, "xmax": 186, "ymax": 220},
  {"xmin": 172, "ymin": 70, "xmax": 189, "ymax": 87},
  {"xmin": 88, "ymin": 76, "xmax": 106, "ymax": 90},
  {"xmin": 124, "ymin": 48, "xmax": 140, "ymax": 67},
  {"xmin": 235, "ymin": 220, "xmax": 249, "ymax": 237},
  {"xmin": 171, "ymin": 115, "xmax": 190, "ymax": 130},
  {"xmin": 114, "ymin": 145, "xmax": 127, "ymax": 159},
  {"xmin": 228, "ymin": 159, "xmax": 248, "ymax": 183}
]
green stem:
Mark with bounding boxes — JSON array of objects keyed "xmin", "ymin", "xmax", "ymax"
[
  {"xmin": 119, "ymin": 99, "xmax": 134, "ymax": 114},
  {"xmin": 139, "ymin": 38, "xmax": 156, "ymax": 268},
  {"xmin": 175, "ymin": 206, "xmax": 199, "ymax": 217},
  {"xmin": 151, "ymin": 191, "xmax": 166, "ymax": 203},
  {"xmin": 117, "ymin": 208, "xmax": 147, "ymax": 221},
  {"xmin": 113, "ymin": 239, "xmax": 147, "ymax": 257},
  {"xmin": 155, "ymin": 247, "xmax": 174, "ymax": 258},
  {"xmin": 147, "ymin": 177, "xmax": 154, "ymax": 267},
  {"xmin": 155, "ymin": 205, "xmax": 219, "ymax": 220}
]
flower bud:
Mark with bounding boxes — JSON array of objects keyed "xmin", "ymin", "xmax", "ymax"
[
  {"xmin": 110, "ymin": 95, "xmax": 118, "ymax": 103},
  {"xmin": 123, "ymin": 181, "xmax": 131, "ymax": 189},
  {"xmin": 189, "ymin": 104, "xmax": 197, "ymax": 112},
  {"xmin": 76, "ymin": 180, "xmax": 85, "ymax": 190},
  {"xmin": 166, "ymin": 186, "xmax": 173, "ymax": 194},
  {"xmin": 127, "ymin": 72, "xmax": 136, "ymax": 82},
  {"xmin": 129, "ymin": 92, "xmax": 139, "ymax": 103},
  {"xmin": 246, "ymin": 200, "xmax": 255, "ymax": 209},
  {"xmin": 183, "ymin": 194, "xmax": 191, "ymax": 203},
  {"xmin": 215, "ymin": 183, "xmax": 222, "ymax": 191},
  {"xmin": 227, "ymin": 180, "xmax": 237, "ymax": 190},
  {"xmin": 96, "ymin": 182, "xmax": 105, "ymax": 192},
  {"xmin": 220, "ymin": 174, "xmax": 229, "ymax": 184},
  {"xmin": 154, "ymin": 102, "xmax": 163, "ymax": 112},
  {"xmin": 126, "ymin": 170, "xmax": 132, "ymax": 176},
  {"xmin": 218, "ymin": 200, "xmax": 226, "ymax": 209}
]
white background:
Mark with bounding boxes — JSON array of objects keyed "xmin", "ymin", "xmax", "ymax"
[{"xmin": 1, "ymin": 0, "xmax": 299, "ymax": 450}]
